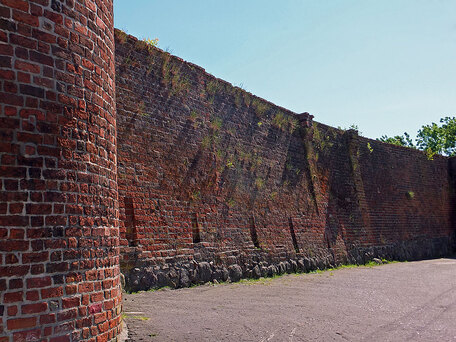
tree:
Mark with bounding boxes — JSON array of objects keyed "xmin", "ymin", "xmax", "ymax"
[
  {"xmin": 378, "ymin": 132, "xmax": 415, "ymax": 148},
  {"xmin": 378, "ymin": 116, "xmax": 456, "ymax": 157},
  {"xmin": 416, "ymin": 117, "xmax": 456, "ymax": 157}
]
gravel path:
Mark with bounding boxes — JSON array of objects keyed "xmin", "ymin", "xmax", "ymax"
[{"xmin": 123, "ymin": 258, "xmax": 456, "ymax": 341}]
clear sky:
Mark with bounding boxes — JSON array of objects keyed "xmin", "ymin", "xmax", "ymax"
[{"xmin": 114, "ymin": 0, "xmax": 456, "ymax": 140}]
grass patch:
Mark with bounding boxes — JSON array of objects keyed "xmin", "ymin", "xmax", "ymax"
[{"xmin": 122, "ymin": 313, "xmax": 150, "ymax": 321}]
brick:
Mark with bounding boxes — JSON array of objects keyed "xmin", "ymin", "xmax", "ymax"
[
  {"xmin": 12, "ymin": 9, "xmax": 39, "ymax": 26},
  {"xmin": 15, "ymin": 60, "xmax": 40, "ymax": 73},
  {"xmin": 26, "ymin": 276, "xmax": 51, "ymax": 288},
  {"xmin": 7, "ymin": 317, "xmax": 36, "ymax": 330},
  {"xmin": 0, "ymin": 0, "xmax": 29, "ymax": 12},
  {"xmin": 3, "ymin": 291, "xmax": 23, "ymax": 303},
  {"xmin": 41, "ymin": 286, "xmax": 63, "ymax": 299},
  {"xmin": 62, "ymin": 297, "xmax": 79, "ymax": 309},
  {"xmin": 13, "ymin": 329, "xmax": 41, "ymax": 341},
  {"xmin": 21, "ymin": 302, "xmax": 47, "ymax": 314}
]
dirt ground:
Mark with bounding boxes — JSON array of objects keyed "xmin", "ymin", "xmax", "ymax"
[{"xmin": 122, "ymin": 258, "xmax": 456, "ymax": 341}]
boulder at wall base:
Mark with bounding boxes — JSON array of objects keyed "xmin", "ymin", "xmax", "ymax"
[
  {"xmin": 252, "ymin": 265, "xmax": 261, "ymax": 279},
  {"xmin": 198, "ymin": 262, "xmax": 213, "ymax": 283},
  {"xmin": 267, "ymin": 265, "xmax": 278, "ymax": 277},
  {"xmin": 140, "ymin": 268, "xmax": 158, "ymax": 289},
  {"xmin": 212, "ymin": 268, "xmax": 224, "ymax": 282},
  {"xmin": 278, "ymin": 262, "xmax": 286, "ymax": 274},
  {"xmin": 228, "ymin": 264, "xmax": 243, "ymax": 282},
  {"xmin": 157, "ymin": 272, "xmax": 173, "ymax": 288},
  {"xmin": 179, "ymin": 269, "xmax": 190, "ymax": 288},
  {"xmin": 221, "ymin": 267, "xmax": 230, "ymax": 282},
  {"xmin": 260, "ymin": 266, "xmax": 268, "ymax": 277}
]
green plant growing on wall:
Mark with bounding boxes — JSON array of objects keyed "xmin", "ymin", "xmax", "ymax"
[
  {"xmin": 190, "ymin": 110, "xmax": 198, "ymax": 121},
  {"xmin": 227, "ymin": 198, "xmax": 236, "ymax": 208},
  {"xmin": 143, "ymin": 37, "xmax": 159, "ymax": 50},
  {"xmin": 226, "ymin": 160, "xmax": 235, "ymax": 169},
  {"xmin": 205, "ymin": 80, "xmax": 224, "ymax": 104},
  {"xmin": 272, "ymin": 111, "xmax": 286, "ymax": 129},
  {"xmin": 255, "ymin": 177, "xmax": 265, "ymax": 189},
  {"xmin": 406, "ymin": 191, "xmax": 415, "ymax": 199},
  {"xmin": 210, "ymin": 117, "xmax": 223, "ymax": 131},
  {"xmin": 161, "ymin": 55, "xmax": 190, "ymax": 96},
  {"xmin": 251, "ymin": 98, "xmax": 269, "ymax": 117},
  {"xmin": 116, "ymin": 29, "xmax": 128, "ymax": 44},
  {"xmin": 288, "ymin": 117, "xmax": 299, "ymax": 133},
  {"xmin": 206, "ymin": 80, "xmax": 219, "ymax": 96},
  {"xmin": 251, "ymin": 154, "xmax": 263, "ymax": 171},
  {"xmin": 425, "ymin": 148, "xmax": 435, "ymax": 161},
  {"xmin": 201, "ymin": 135, "xmax": 211, "ymax": 149},
  {"xmin": 367, "ymin": 142, "xmax": 374, "ymax": 153},
  {"xmin": 190, "ymin": 190, "xmax": 201, "ymax": 201},
  {"xmin": 312, "ymin": 123, "xmax": 334, "ymax": 153}
]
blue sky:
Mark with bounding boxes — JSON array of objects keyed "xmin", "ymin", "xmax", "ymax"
[{"xmin": 114, "ymin": 0, "xmax": 456, "ymax": 139}]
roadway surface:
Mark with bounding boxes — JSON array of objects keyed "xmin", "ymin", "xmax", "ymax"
[{"xmin": 123, "ymin": 258, "xmax": 456, "ymax": 341}]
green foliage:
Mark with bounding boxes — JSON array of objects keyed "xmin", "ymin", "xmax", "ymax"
[
  {"xmin": 272, "ymin": 111, "xmax": 286, "ymax": 129},
  {"xmin": 190, "ymin": 110, "xmax": 198, "ymax": 121},
  {"xmin": 226, "ymin": 161, "xmax": 235, "ymax": 169},
  {"xmin": 255, "ymin": 177, "xmax": 265, "ymax": 189},
  {"xmin": 161, "ymin": 55, "xmax": 189, "ymax": 96},
  {"xmin": 378, "ymin": 132, "xmax": 414, "ymax": 148},
  {"xmin": 201, "ymin": 135, "xmax": 211, "ymax": 149},
  {"xmin": 227, "ymin": 198, "xmax": 236, "ymax": 208},
  {"xmin": 206, "ymin": 80, "xmax": 219, "ymax": 95},
  {"xmin": 406, "ymin": 191, "xmax": 415, "ymax": 199},
  {"xmin": 378, "ymin": 116, "xmax": 456, "ymax": 157},
  {"xmin": 312, "ymin": 123, "xmax": 334, "ymax": 152},
  {"xmin": 251, "ymin": 98, "xmax": 269, "ymax": 117},
  {"xmin": 272, "ymin": 112, "xmax": 299, "ymax": 133},
  {"xmin": 348, "ymin": 124, "xmax": 360, "ymax": 132},
  {"xmin": 115, "ymin": 29, "xmax": 128, "ymax": 44},
  {"xmin": 190, "ymin": 190, "xmax": 201, "ymax": 201},
  {"xmin": 143, "ymin": 38, "xmax": 159, "ymax": 51},
  {"xmin": 416, "ymin": 117, "xmax": 456, "ymax": 157},
  {"xmin": 367, "ymin": 142, "xmax": 373, "ymax": 153},
  {"xmin": 210, "ymin": 117, "xmax": 223, "ymax": 131}
]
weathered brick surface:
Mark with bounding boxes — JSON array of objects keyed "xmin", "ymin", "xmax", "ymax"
[
  {"xmin": 1, "ymin": 2, "xmax": 455, "ymax": 337},
  {"xmin": 115, "ymin": 31, "xmax": 455, "ymax": 291},
  {"xmin": 0, "ymin": 1, "xmax": 121, "ymax": 341}
]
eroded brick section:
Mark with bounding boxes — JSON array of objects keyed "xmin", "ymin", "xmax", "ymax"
[
  {"xmin": 115, "ymin": 31, "xmax": 455, "ymax": 291},
  {"xmin": 0, "ymin": 1, "xmax": 121, "ymax": 341}
]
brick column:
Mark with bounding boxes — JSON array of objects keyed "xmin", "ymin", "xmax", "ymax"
[{"xmin": 0, "ymin": 0, "xmax": 121, "ymax": 341}]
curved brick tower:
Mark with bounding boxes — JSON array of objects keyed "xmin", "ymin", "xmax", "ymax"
[{"xmin": 0, "ymin": 0, "xmax": 121, "ymax": 341}]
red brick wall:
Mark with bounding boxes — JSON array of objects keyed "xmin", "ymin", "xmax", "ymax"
[
  {"xmin": 0, "ymin": 1, "xmax": 121, "ymax": 341},
  {"xmin": 115, "ymin": 31, "xmax": 454, "ymax": 291}
]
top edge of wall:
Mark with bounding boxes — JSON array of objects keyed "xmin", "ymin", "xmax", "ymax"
[
  {"xmin": 113, "ymin": 29, "xmax": 303, "ymax": 117},
  {"xmin": 114, "ymin": 28, "xmax": 450, "ymax": 161}
]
